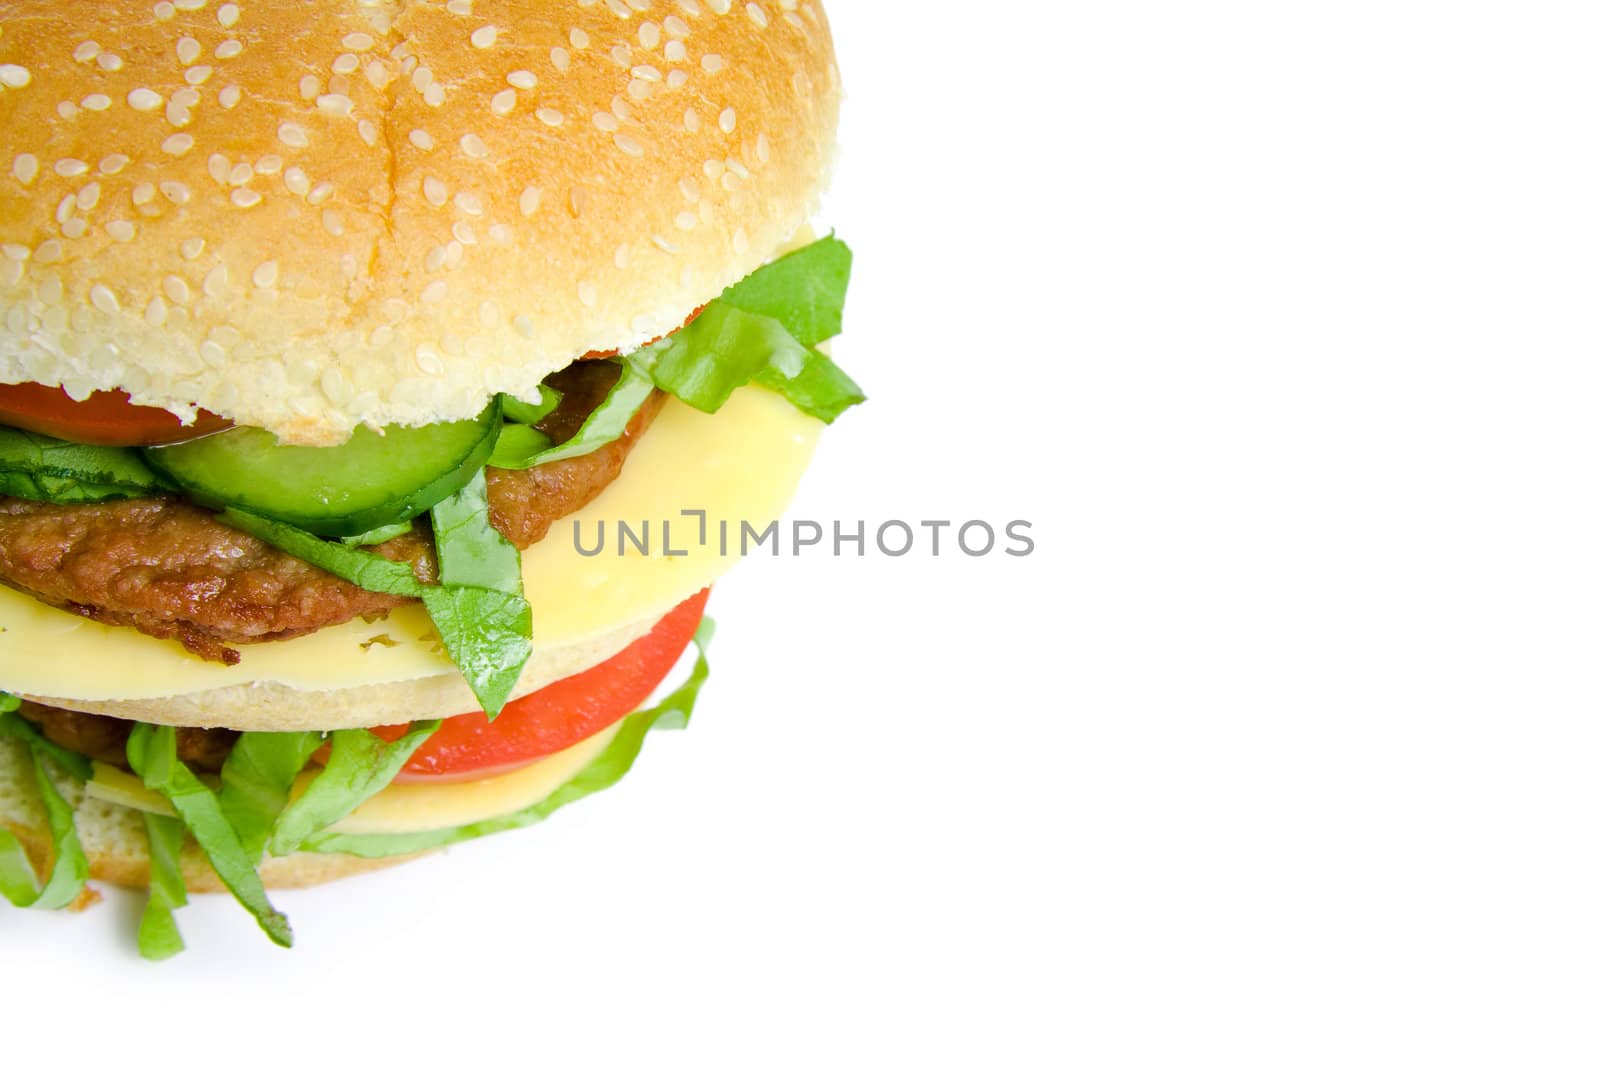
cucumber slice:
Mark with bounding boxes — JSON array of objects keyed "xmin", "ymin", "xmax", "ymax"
[{"xmin": 144, "ymin": 400, "xmax": 501, "ymax": 537}]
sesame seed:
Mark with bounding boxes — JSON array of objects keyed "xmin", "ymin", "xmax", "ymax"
[
  {"xmin": 219, "ymin": 85, "xmax": 242, "ymax": 108},
  {"xmin": 412, "ymin": 66, "xmax": 434, "ymax": 90},
  {"xmin": 54, "ymin": 159, "xmax": 89, "ymax": 178},
  {"xmin": 708, "ymin": 0, "xmax": 730, "ymax": 12},
  {"xmin": 98, "ymin": 155, "xmax": 129, "ymax": 175},
  {"xmin": 12, "ymin": 155, "xmax": 37, "ymax": 185},
  {"xmin": 252, "ymin": 261, "xmax": 279, "ymax": 288},
  {"xmin": 611, "ymin": 43, "xmax": 634, "ymax": 66},
  {"xmin": 664, "ymin": 15, "xmax": 690, "ymax": 36},
  {"xmin": 507, "ymin": 70, "xmax": 537, "ymax": 90},
  {"xmin": 577, "ymin": 282, "xmax": 597, "ymax": 307},
  {"xmin": 162, "ymin": 275, "xmax": 191, "ymax": 305},
  {"xmin": 35, "ymin": 241, "xmax": 63, "ymax": 265},
  {"xmin": 186, "ymin": 65, "xmax": 213, "ymax": 84},
  {"xmin": 446, "ymin": 0, "xmax": 472, "ymax": 13},
  {"xmin": 0, "ymin": 65, "xmax": 30, "ymax": 89},
  {"xmin": 488, "ymin": 223, "xmax": 512, "ymax": 244},
  {"xmin": 77, "ymin": 183, "xmax": 101, "ymax": 210},
  {"xmin": 174, "ymin": 87, "xmax": 201, "ymax": 108},
  {"xmin": 536, "ymin": 107, "xmax": 564, "ymax": 126},
  {"xmin": 160, "ymin": 181, "xmax": 191, "ymax": 204},
  {"xmin": 215, "ymin": 39, "xmax": 244, "ymax": 59},
  {"xmin": 177, "ymin": 37, "xmax": 202, "ymax": 64},
  {"xmin": 231, "ymin": 188, "xmax": 262, "ymax": 208},
  {"xmin": 132, "ymin": 182, "xmax": 157, "ymax": 205},
  {"xmin": 640, "ymin": 22, "xmax": 661, "ymax": 47},
  {"xmin": 491, "ymin": 89, "xmax": 517, "ymax": 115},
  {"xmin": 106, "ymin": 220, "xmax": 136, "ymax": 242},
  {"xmin": 57, "ymin": 102, "xmax": 80, "ymax": 121},
  {"xmin": 74, "ymin": 42, "xmax": 101, "ymax": 63},
  {"xmin": 675, "ymin": 211, "xmax": 697, "ymax": 230},
  {"xmin": 614, "ymin": 133, "xmax": 645, "ymax": 157},
  {"xmin": 322, "ymin": 210, "xmax": 344, "ymax": 236},
  {"xmin": 300, "ymin": 76, "xmax": 321, "ymax": 100},
  {"xmin": 551, "ymin": 47, "xmax": 570, "ymax": 72},
  {"xmin": 756, "ymin": 132, "xmax": 771, "ymax": 163},
  {"xmin": 228, "ymin": 162, "xmax": 253, "ymax": 185},
  {"xmin": 166, "ymin": 101, "xmax": 192, "ymax": 127},
  {"xmin": 627, "ymin": 79, "xmax": 652, "ymax": 101},
  {"xmin": 218, "ymin": 3, "xmax": 240, "ymax": 27},
  {"xmin": 308, "ymin": 182, "xmax": 334, "ymax": 205},
  {"xmin": 423, "ymin": 84, "xmax": 445, "ymax": 107},
  {"xmin": 421, "ymin": 281, "xmax": 447, "ymax": 305},
  {"xmin": 519, "ymin": 186, "xmax": 541, "ymax": 216},
  {"xmin": 0, "ymin": 244, "xmax": 26, "ymax": 262},
  {"xmin": 479, "ymin": 301, "xmax": 501, "ymax": 328},
  {"xmin": 278, "ymin": 123, "xmax": 310, "ymax": 148},
  {"xmin": 333, "ymin": 53, "xmax": 360, "ymax": 75},
  {"xmin": 81, "ymin": 94, "xmax": 111, "ymax": 111},
  {"xmin": 365, "ymin": 61, "xmax": 392, "ymax": 88},
  {"xmin": 62, "ymin": 218, "xmax": 88, "ymax": 240},
  {"xmin": 423, "ymin": 177, "xmax": 448, "ymax": 206},
  {"xmin": 570, "ymin": 27, "xmax": 590, "ymax": 48},
  {"xmin": 593, "ymin": 111, "xmax": 619, "ymax": 132},
  {"xmin": 145, "ymin": 297, "xmax": 168, "ymax": 327},
  {"xmin": 606, "ymin": 0, "xmax": 630, "ymax": 15},
  {"xmin": 343, "ymin": 32, "xmax": 376, "ymax": 51},
  {"xmin": 359, "ymin": 120, "xmax": 379, "ymax": 146},
  {"xmin": 425, "ymin": 246, "xmax": 447, "ymax": 272},
  {"xmin": 665, "ymin": 40, "xmax": 687, "ymax": 63},
  {"xmin": 410, "ymin": 129, "xmax": 435, "ymax": 150},
  {"xmin": 719, "ymin": 107, "xmax": 736, "ymax": 133},
  {"xmin": 56, "ymin": 195, "xmax": 75, "ymax": 223},
  {"xmin": 652, "ymin": 234, "xmax": 680, "ymax": 254},
  {"xmin": 97, "ymin": 53, "xmax": 124, "ymax": 72},
  {"xmin": 255, "ymin": 155, "xmax": 283, "ymax": 175},
  {"xmin": 153, "ymin": 1, "xmax": 176, "ymax": 19},
  {"xmin": 702, "ymin": 53, "xmax": 725, "ymax": 73},
  {"xmin": 128, "ymin": 88, "xmax": 163, "ymax": 111},
  {"xmin": 471, "ymin": 25, "xmax": 498, "ymax": 48},
  {"xmin": 90, "ymin": 285, "xmax": 119, "ymax": 314},
  {"xmin": 317, "ymin": 93, "xmax": 353, "ymax": 116},
  {"xmin": 180, "ymin": 238, "xmax": 205, "ymax": 260},
  {"xmin": 445, "ymin": 241, "xmax": 465, "ymax": 269},
  {"xmin": 683, "ymin": 108, "xmax": 700, "ymax": 132},
  {"xmin": 455, "ymin": 191, "xmax": 483, "ymax": 216},
  {"xmin": 632, "ymin": 64, "xmax": 662, "ymax": 81},
  {"xmin": 747, "ymin": 3, "xmax": 769, "ymax": 28},
  {"xmin": 460, "ymin": 134, "xmax": 488, "ymax": 159},
  {"xmin": 204, "ymin": 264, "xmax": 229, "ymax": 298},
  {"xmin": 614, "ymin": 243, "xmax": 631, "ymax": 269},
  {"xmin": 453, "ymin": 221, "xmax": 478, "ymax": 246}
]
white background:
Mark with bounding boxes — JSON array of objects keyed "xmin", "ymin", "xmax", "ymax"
[{"xmin": 6, "ymin": 2, "xmax": 1600, "ymax": 1063}]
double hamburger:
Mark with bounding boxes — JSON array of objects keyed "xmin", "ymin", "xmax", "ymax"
[{"xmin": 0, "ymin": 0, "xmax": 855, "ymax": 956}]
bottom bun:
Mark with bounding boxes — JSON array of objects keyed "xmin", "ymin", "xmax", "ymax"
[{"xmin": 0, "ymin": 735, "xmax": 423, "ymax": 893}]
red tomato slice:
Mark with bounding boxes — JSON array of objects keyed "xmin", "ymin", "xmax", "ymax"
[
  {"xmin": 375, "ymin": 588, "xmax": 711, "ymax": 783},
  {"xmin": 0, "ymin": 383, "xmax": 230, "ymax": 446}
]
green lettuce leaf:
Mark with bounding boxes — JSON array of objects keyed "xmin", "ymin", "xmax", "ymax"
[
  {"xmin": 222, "ymin": 505, "xmax": 528, "ymax": 716},
  {"xmin": 501, "ymin": 385, "xmax": 563, "ymax": 426},
  {"xmin": 268, "ymin": 721, "xmax": 439, "ymax": 856},
  {"xmin": 340, "ymin": 521, "xmax": 414, "ymax": 547},
  {"xmin": 489, "ymin": 365, "xmax": 654, "ymax": 470},
  {"xmin": 0, "ymin": 715, "xmax": 90, "ymax": 911},
  {"xmin": 488, "ymin": 424, "xmax": 553, "ymax": 469},
  {"xmin": 126, "ymin": 723, "xmax": 292, "ymax": 948},
  {"xmin": 0, "ymin": 426, "xmax": 174, "ymax": 504},
  {"xmin": 627, "ymin": 236, "xmax": 863, "ymax": 424},
  {"xmin": 137, "ymin": 814, "xmax": 189, "ymax": 961},
  {"xmin": 304, "ymin": 618, "xmax": 714, "ymax": 859},
  {"xmin": 719, "ymin": 234, "xmax": 852, "ymax": 347},
  {"xmin": 218, "ymin": 730, "xmax": 324, "ymax": 861}
]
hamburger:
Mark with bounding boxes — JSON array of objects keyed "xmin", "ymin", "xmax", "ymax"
[{"xmin": 0, "ymin": 0, "xmax": 856, "ymax": 957}]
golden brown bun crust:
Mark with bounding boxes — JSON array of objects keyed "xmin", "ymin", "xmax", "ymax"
[
  {"xmin": 0, "ymin": 0, "xmax": 839, "ymax": 443},
  {"xmin": 0, "ymin": 736, "xmax": 423, "ymax": 892}
]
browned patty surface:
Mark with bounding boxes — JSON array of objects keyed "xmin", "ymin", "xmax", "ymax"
[{"xmin": 0, "ymin": 361, "xmax": 662, "ymax": 664}]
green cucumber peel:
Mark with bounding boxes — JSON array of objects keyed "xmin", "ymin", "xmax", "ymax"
[
  {"xmin": 126, "ymin": 723, "xmax": 292, "ymax": 948},
  {"xmin": 0, "ymin": 715, "xmax": 90, "ymax": 911},
  {"xmin": 0, "ymin": 427, "xmax": 173, "ymax": 504},
  {"xmin": 268, "ymin": 720, "xmax": 439, "ymax": 856},
  {"xmin": 137, "ymin": 814, "xmax": 189, "ymax": 961},
  {"xmin": 304, "ymin": 617, "xmax": 714, "ymax": 859}
]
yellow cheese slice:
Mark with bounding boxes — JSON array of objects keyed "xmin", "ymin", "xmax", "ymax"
[
  {"xmin": 0, "ymin": 387, "xmax": 819, "ymax": 700},
  {"xmin": 85, "ymin": 720, "xmax": 621, "ymax": 836}
]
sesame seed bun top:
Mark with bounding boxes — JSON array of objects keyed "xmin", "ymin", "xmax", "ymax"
[{"xmin": 0, "ymin": 0, "xmax": 839, "ymax": 444}]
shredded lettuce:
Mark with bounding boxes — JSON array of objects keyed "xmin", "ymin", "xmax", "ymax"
[
  {"xmin": 501, "ymin": 386, "xmax": 563, "ymax": 426},
  {"xmin": 137, "ymin": 814, "xmax": 188, "ymax": 961},
  {"xmin": 222, "ymin": 501, "xmax": 529, "ymax": 717},
  {"xmin": 490, "ymin": 364, "xmax": 655, "ymax": 470},
  {"xmin": 125, "ymin": 723, "xmax": 292, "ymax": 948},
  {"xmin": 0, "ymin": 714, "xmax": 90, "ymax": 911},
  {"xmin": 0, "ymin": 427, "xmax": 174, "ymax": 504},
  {"xmin": 218, "ymin": 730, "xmax": 324, "ymax": 860},
  {"xmin": 268, "ymin": 721, "xmax": 439, "ymax": 856},
  {"xmin": 719, "ymin": 235, "xmax": 852, "ymax": 347},
  {"xmin": 304, "ymin": 618, "xmax": 714, "ymax": 859},
  {"xmin": 340, "ymin": 521, "xmax": 414, "ymax": 547}
]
